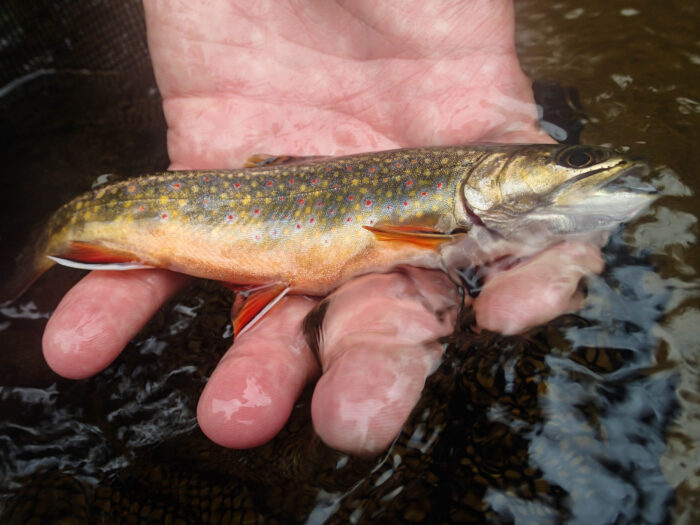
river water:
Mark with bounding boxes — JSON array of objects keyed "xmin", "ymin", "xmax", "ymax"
[{"xmin": 0, "ymin": 1, "xmax": 698, "ymax": 523}]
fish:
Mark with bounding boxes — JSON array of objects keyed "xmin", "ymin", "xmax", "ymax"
[{"xmin": 5, "ymin": 144, "xmax": 656, "ymax": 333}]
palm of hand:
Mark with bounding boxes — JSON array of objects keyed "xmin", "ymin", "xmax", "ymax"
[{"xmin": 42, "ymin": 1, "xmax": 602, "ymax": 455}]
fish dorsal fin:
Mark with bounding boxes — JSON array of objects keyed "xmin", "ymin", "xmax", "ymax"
[
  {"xmin": 232, "ymin": 282, "xmax": 290, "ymax": 336},
  {"xmin": 48, "ymin": 241, "xmax": 153, "ymax": 270},
  {"xmin": 362, "ymin": 224, "xmax": 454, "ymax": 249},
  {"xmin": 242, "ymin": 154, "xmax": 328, "ymax": 169}
]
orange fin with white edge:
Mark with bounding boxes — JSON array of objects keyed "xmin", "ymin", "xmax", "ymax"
[
  {"xmin": 232, "ymin": 282, "xmax": 290, "ymax": 336},
  {"xmin": 362, "ymin": 224, "xmax": 454, "ymax": 249},
  {"xmin": 48, "ymin": 241, "xmax": 154, "ymax": 270},
  {"xmin": 243, "ymin": 154, "xmax": 328, "ymax": 169}
]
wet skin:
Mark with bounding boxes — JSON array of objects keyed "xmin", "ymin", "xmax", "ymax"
[{"xmin": 42, "ymin": 0, "xmax": 603, "ymax": 455}]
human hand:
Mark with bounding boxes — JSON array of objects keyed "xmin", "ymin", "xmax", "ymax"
[{"xmin": 42, "ymin": 0, "xmax": 603, "ymax": 455}]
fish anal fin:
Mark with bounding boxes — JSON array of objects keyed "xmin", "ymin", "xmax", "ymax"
[
  {"xmin": 56, "ymin": 241, "xmax": 140, "ymax": 264},
  {"xmin": 242, "ymin": 154, "xmax": 327, "ymax": 169},
  {"xmin": 233, "ymin": 282, "xmax": 290, "ymax": 336},
  {"xmin": 47, "ymin": 241, "xmax": 153, "ymax": 271},
  {"xmin": 363, "ymin": 224, "xmax": 453, "ymax": 249}
]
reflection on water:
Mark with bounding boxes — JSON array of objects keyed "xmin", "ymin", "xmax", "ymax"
[{"xmin": 1, "ymin": 0, "xmax": 699, "ymax": 523}]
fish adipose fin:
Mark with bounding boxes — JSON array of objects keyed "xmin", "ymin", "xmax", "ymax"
[
  {"xmin": 363, "ymin": 224, "xmax": 454, "ymax": 249},
  {"xmin": 232, "ymin": 282, "xmax": 290, "ymax": 336},
  {"xmin": 243, "ymin": 154, "xmax": 328, "ymax": 169},
  {"xmin": 47, "ymin": 241, "xmax": 154, "ymax": 271}
]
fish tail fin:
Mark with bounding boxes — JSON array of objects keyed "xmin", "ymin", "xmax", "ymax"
[{"xmin": 0, "ymin": 245, "xmax": 56, "ymax": 303}]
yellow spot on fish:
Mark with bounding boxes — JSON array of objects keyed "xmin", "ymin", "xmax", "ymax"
[
  {"xmin": 197, "ymin": 214, "xmax": 204, "ymax": 221},
  {"xmin": 251, "ymin": 181, "xmax": 258, "ymax": 188},
  {"xmin": 264, "ymin": 197, "xmax": 271, "ymax": 204},
  {"xmin": 351, "ymin": 179, "xmax": 359, "ymax": 186},
  {"xmin": 178, "ymin": 199, "xmax": 186, "ymax": 207},
  {"xmin": 158, "ymin": 195, "xmax": 169, "ymax": 206},
  {"xmin": 220, "ymin": 193, "xmax": 228, "ymax": 200},
  {"xmin": 191, "ymin": 185, "xmax": 199, "ymax": 193},
  {"xmin": 96, "ymin": 190, "xmax": 106, "ymax": 199},
  {"xmin": 242, "ymin": 195, "xmax": 251, "ymax": 205},
  {"xmin": 386, "ymin": 191, "xmax": 393, "ymax": 198}
]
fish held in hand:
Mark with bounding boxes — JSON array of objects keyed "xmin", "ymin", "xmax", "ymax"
[{"xmin": 5, "ymin": 144, "xmax": 656, "ymax": 332}]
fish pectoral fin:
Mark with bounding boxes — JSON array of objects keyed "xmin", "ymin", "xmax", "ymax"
[
  {"xmin": 362, "ymin": 224, "xmax": 454, "ymax": 249},
  {"xmin": 242, "ymin": 154, "xmax": 328, "ymax": 169},
  {"xmin": 48, "ymin": 241, "xmax": 154, "ymax": 270},
  {"xmin": 232, "ymin": 282, "xmax": 291, "ymax": 337}
]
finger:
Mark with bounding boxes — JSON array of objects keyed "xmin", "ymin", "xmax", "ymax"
[
  {"xmin": 311, "ymin": 270, "xmax": 459, "ymax": 456},
  {"xmin": 473, "ymin": 242, "xmax": 604, "ymax": 335},
  {"xmin": 197, "ymin": 296, "xmax": 320, "ymax": 449},
  {"xmin": 42, "ymin": 269, "xmax": 191, "ymax": 379}
]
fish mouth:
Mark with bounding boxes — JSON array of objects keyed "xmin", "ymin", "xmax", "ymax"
[{"xmin": 545, "ymin": 161, "xmax": 658, "ymax": 233}]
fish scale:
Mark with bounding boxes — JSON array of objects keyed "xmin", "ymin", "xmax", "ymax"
[{"xmin": 5, "ymin": 144, "xmax": 655, "ymax": 333}]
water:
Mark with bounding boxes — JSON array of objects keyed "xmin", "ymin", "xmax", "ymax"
[{"xmin": 1, "ymin": 0, "xmax": 699, "ymax": 523}]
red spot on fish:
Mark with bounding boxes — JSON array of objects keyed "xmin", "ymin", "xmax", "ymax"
[
  {"xmin": 369, "ymin": 166, "xmax": 376, "ymax": 173},
  {"xmin": 333, "ymin": 184, "xmax": 339, "ymax": 190},
  {"xmin": 204, "ymin": 176, "xmax": 210, "ymax": 182},
  {"xmin": 348, "ymin": 195, "xmax": 354, "ymax": 201},
  {"xmin": 284, "ymin": 213, "xmax": 290, "ymax": 220},
  {"xmin": 254, "ymin": 208, "xmax": 260, "ymax": 215},
  {"xmin": 382, "ymin": 177, "xmax": 389, "ymax": 183},
  {"xmin": 403, "ymin": 201, "xmax": 409, "ymax": 207},
  {"xmin": 324, "ymin": 238, "xmax": 329, "ymax": 245},
  {"xmin": 421, "ymin": 191, "xmax": 428, "ymax": 197},
  {"xmin": 234, "ymin": 182, "xmax": 241, "ymax": 189},
  {"xmin": 272, "ymin": 229, "xmax": 278, "ymax": 236},
  {"xmin": 296, "ymin": 223, "xmax": 301, "ymax": 229},
  {"xmin": 437, "ymin": 182, "xmax": 443, "ymax": 189},
  {"xmin": 326, "ymin": 167, "xmax": 332, "ymax": 173},
  {"xmin": 395, "ymin": 162, "xmax": 403, "ymax": 168},
  {"xmin": 365, "ymin": 199, "xmax": 372, "ymax": 207},
  {"xmin": 255, "ymin": 234, "xmax": 261, "ymax": 241},
  {"xmin": 386, "ymin": 204, "xmax": 392, "ymax": 210},
  {"xmin": 227, "ymin": 214, "xmax": 234, "ymax": 220},
  {"xmin": 328, "ymin": 208, "xmax": 335, "ymax": 216},
  {"xmin": 127, "ymin": 185, "xmax": 136, "ymax": 193},
  {"xmin": 317, "ymin": 202, "xmax": 323, "ymax": 207},
  {"xmin": 298, "ymin": 198, "xmax": 305, "ymax": 205},
  {"xmin": 172, "ymin": 183, "xmax": 181, "ymax": 189},
  {"xmin": 138, "ymin": 205, "xmax": 146, "ymax": 212},
  {"xmin": 266, "ymin": 180, "xmax": 273, "ymax": 187},
  {"xmin": 289, "ymin": 179, "xmax": 295, "ymax": 185},
  {"xmin": 161, "ymin": 213, "xmax": 168, "ymax": 219},
  {"xmin": 203, "ymin": 198, "xmax": 209, "ymax": 205},
  {"xmin": 411, "ymin": 159, "xmax": 417, "ymax": 164},
  {"xmin": 311, "ymin": 178, "xmax": 318, "ymax": 184},
  {"xmin": 346, "ymin": 217, "xmax": 352, "ymax": 222},
  {"xmin": 369, "ymin": 219, "xmax": 375, "ymax": 225},
  {"xmin": 346, "ymin": 164, "xmax": 353, "ymax": 171},
  {"xmin": 406, "ymin": 180, "xmax": 413, "ymax": 187},
  {"xmin": 279, "ymin": 196, "xmax": 285, "ymax": 202},
  {"xmin": 309, "ymin": 218, "xmax": 315, "ymax": 224}
]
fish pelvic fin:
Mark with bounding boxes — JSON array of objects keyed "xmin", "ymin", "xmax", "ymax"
[
  {"xmin": 363, "ymin": 224, "xmax": 454, "ymax": 249},
  {"xmin": 232, "ymin": 282, "xmax": 290, "ymax": 337}
]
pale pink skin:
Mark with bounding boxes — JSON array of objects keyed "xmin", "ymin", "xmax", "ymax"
[{"xmin": 42, "ymin": 0, "xmax": 603, "ymax": 455}]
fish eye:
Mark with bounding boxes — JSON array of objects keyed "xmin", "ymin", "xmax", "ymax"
[{"xmin": 556, "ymin": 146, "xmax": 607, "ymax": 169}]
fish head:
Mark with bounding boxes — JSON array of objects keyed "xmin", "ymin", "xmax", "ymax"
[{"xmin": 459, "ymin": 144, "xmax": 657, "ymax": 245}]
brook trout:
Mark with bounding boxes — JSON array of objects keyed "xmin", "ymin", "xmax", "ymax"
[{"xmin": 7, "ymin": 144, "xmax": 655, "ymax": 332}]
